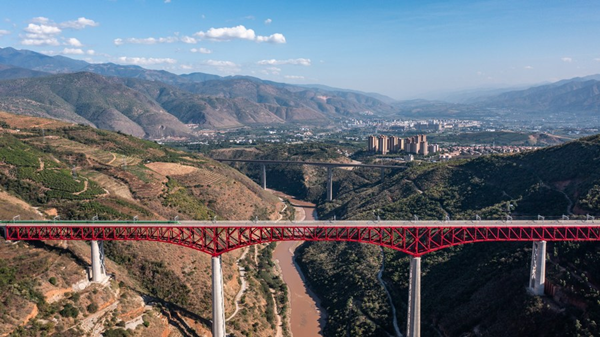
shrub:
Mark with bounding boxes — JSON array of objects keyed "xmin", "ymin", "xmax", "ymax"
[{"xmin": 87, "ymin": 302, "xmax": 99, "ymax": 313}]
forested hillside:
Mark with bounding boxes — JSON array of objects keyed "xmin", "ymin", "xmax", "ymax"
[{"xmin": 292, "ymin": 135, "xmax": 600, "ymax": 337}]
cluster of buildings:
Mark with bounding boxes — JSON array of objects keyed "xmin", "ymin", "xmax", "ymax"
[
  {"xmin": 367, "ymin": 134, "xmax": 439, "ymax": 155},
  {"xmin": 439, "ymin": 145, "xmax": 536, "ymax": 160}
]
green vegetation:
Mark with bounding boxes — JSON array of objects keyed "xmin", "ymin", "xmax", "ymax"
[
  {"xmin": 163, "ymin": 178, "xmax": 214, "ymax": 220},
  {"xmin": 103, "ymin": 242, "xmax": 192, "ymax": 308},
  {"xmin": 296, "ymin": 242, "xmax": 393, "ymax": 336},
  {"xmin": 87, "ymin": 302, "xmax": 99, "ymax": 313},
  {"xmin": 294, "ymin": 134, "xmax": 600, "ymax": 337},
  {"xmin": 59, "ymin": 303, "xmax": 79, "ymax": 318}
]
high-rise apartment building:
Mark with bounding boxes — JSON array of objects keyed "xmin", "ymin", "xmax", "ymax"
[
  {"xmin": 378, "ymin": 135, "xmax": 389, "ymax": 155},
  {"xmin": 368, "ymin": 135, "xmax": 378, "ymax": 152}
]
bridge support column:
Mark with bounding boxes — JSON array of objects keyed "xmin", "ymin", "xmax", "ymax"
[
  {"xmin": 380, "ymin": 167, "xmax": 385, "ymax": 182},
  {"xmin": 529, "ymin": 241, "xmax": 546, "ymax": 296},
  {"xmin": 327, "ymin": 167, "xmax": 333, "ymax": 201},
  {"xmin": 261, "ymin": 164, "xmax": 267, "ymax": 190},
  {"xmin": 212, "ymin": 255, "xmax": 226, "ymax": 337},
  {"xmin": 90, "ymin": 240, "xmax": 107, "ymax": 283},
  {"xmin": 406, "ymin": 256, "xmax": 421, "ymax": 337}
]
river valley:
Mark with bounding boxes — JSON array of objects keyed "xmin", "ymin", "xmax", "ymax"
[{"xmin": 270, "ymin": 190, "xmax": 326, "ymax": 337}]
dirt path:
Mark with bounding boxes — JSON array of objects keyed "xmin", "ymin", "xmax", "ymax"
[
  {"xmin": 106, "ymin": 153, "xmax": 117, "ymax": 165},
  {"xmin": 37, "ymin": 158, "xmax": 44, "ymax": 171},
  {"xmin": 226, "ymin": 247, "xmax": 249, "ymax": 322},
  {"xmin": 73, "ymin": 179, "xmax": 89, "ymax": 196},
  {"xmin": 271, "ymin": 290, "xmax": 284, "ymax": 337},
  {"xmin": 378, "ymin": 248, "xmax": 402, "ymax": 337}
]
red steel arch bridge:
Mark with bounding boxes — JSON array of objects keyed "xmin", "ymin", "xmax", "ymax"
[{"xmin": 2, "ymin": 218, "xmax": 599, "ymax": 337}]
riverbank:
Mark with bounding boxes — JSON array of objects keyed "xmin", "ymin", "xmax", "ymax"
[{"xmin": 270, "ymin": 190, "xmax": 326, "ymax": 337}]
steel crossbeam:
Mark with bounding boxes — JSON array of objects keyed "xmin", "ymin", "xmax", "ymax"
[{"xmin": 3, "ymin": 220, "xmax": 600, "ymax": 256}]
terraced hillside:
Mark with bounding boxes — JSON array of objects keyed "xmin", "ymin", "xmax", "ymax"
[{"xmin": 0, "ymin": 111, "xmax": 284, "ymax": 337}]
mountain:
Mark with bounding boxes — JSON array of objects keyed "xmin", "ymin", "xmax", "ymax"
[
  {"xmin": 0, "ymin": 64, "xmax": 50, "ymax": 80},
  {"xmin": 298, "ymin": 83, "xmax": 399, "ymax": 104},
  {"xmin": 0, "ymin": 47, "xmax": 87, "ymax": 73},
  {"xmin": 0, "ymin": 47, "xmax": 397, "ymax": 124},
  {"xmin": 476, "ymin": 77, "xmax": 600, "ymax": 114},
  {"xmin": 179, "ymin": 77, "xmax": 396, "ymax": 120},
  {"xmin": 117, "ymin": 77, "xmax": 285, "ymax": 127},
  {"xmin": 0, "ymin": 72, "xmax": 192, "ymax": 138}
]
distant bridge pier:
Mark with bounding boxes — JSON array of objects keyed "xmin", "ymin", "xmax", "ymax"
[
  {"xmin": 261, "ymin": 164, "xmax": 267, "ymax": 190},
  {"xmin": 528, "ymin": 241, "xmax": 546, "ymax": 296},
  {"xmin": 90, "ymin": 240, "xmax": 107, "ymax": 283},
  {"xmin": 212, "ymin": 255, "xmax": 226, "ymax": 337},
  {"xmin": 380, "ymin": 167, "xmax": 385, "ymax": 182},
  {"xmin": 327, "ymin": 167, "xmax": 333, "ymax": 201},
  {"xmin": 406, "ymin": 256, "xmax": 421, "ymax": 337}
]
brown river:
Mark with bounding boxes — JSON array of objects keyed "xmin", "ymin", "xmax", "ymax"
[{"xmin": 271, "ymin": 190, "xmax": 326, "ymax": 337}]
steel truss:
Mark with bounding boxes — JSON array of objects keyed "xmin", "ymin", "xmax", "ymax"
[{"xmin": 5, "ymin": 222, "xmax": 600, "ymax": 256}]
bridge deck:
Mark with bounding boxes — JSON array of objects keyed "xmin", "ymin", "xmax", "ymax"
[
  {"xmin": 2, "ymin": 220, "xmax": 597, "ymax": 228},
  {"xmin": 214, "ymin": 158, "xmax": 406, "ymax": 169}
]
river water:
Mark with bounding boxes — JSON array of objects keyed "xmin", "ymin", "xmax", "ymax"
[{"xmin": 271, "ymin": 191, "xmax": 326, "ymax": 337}]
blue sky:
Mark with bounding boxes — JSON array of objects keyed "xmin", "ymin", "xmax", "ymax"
[{"xmin": 1, "ymin": 0, "xmax": 600, "ymax": 99}]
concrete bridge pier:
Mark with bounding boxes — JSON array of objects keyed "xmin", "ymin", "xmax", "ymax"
[
  {"xmin": 327, "ymin": 167, "xmax": 333, "ymax": 201},
  {"xmin": 406, "ymin": 256, "xmax": 421, "ymax": 337},
  {"xmin": 528, "ymin": 241, "xmax": 546, "ymax": 296},
  {"xmin": 261, "ymin": 164, "xmax": 267, "ymax": 190},
  {"xmin": 212, "ymin": 255, "xmax": 226, "ymax": 337},
  {"xmin": 380, "ymin": 167, "xmax": 385, "ymax": 182},
  {"xmin": 90, "ymin": 240, "xmax": 107, "ymax": 283}
]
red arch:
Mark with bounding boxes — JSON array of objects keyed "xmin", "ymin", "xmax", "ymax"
[{"xmin": 5, "ymin": 224, "xmax": 600, "ymax": 257}]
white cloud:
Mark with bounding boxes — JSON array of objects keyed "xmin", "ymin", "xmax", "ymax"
[
  {"xmin": 180, "ymin": 36, "xmax": 197, "ymax": 44},
  {"xmin": 117, "ymin": 57, "xmax": 177, "ymax": 65},
  {"xmin": 113, "ymin": 36, "xmax": 179, "ymax": 45},
  {"xmin": 256, "ymin": 33, "xmax": 286, "ymax": 44},
  {"xmin": 265, "ymin": 18, "xmax": 272, "ymax": 25},
  {"xmin": 195, "ymin": 25, "xmax": 256, "ymax": 41},
  {"xmin": 87, "ymin": 49, "xmax": 95, "ymax": 55},
  {"xmin": 285, "ymin": 75, "xmax": 305, "ymax": 79},
  {"xmin": 180, "ymin": 65, "xmax": 193, "ymax": 70},
  {"xmin": 194, "ymin": 25, "xmax": 286, "ymax": 43},
  {"xmin": 24, "ymin": 23, "xmax": 61, "ymax": 36},
  {"xmin": 561, "ymin": 57, "xmax": 573, "ymax": 63},
  {"xmin": 524, "ymin": 65, "xmax": 533, "ymax": 69},
  {"xmin": 261, "ymin": 67, "xmax": 281, "ymax": 75},
  {"xmin": 21, "ymin": 38, "xmax": 59, "ymax": 46},
  {"xmin": 191, "ymin": 47, "xmax": 212, "ymax": 54},
  {"xmin": 206, "ymin": 60, "xmax": 237, "ymax": 67},
  {"xmin": 257, "ymin": 58, "xmax": 311, "ymax": 66},
  {"xmin": 65, "ymin": 37, "xmax": 83, "ymax": 47},
  {"xmin": 20, "ymin": 17, "xmax": 98, "ymax": 47},
  {"xmin": 0, "ymin": 30, "xmax": 10, "ymax": 36},
  {"xmin": 31, "ymin": 17, "xmax": 51, "ymax": 25},
  {"xmin": 62, "ymin": 48, "xmax": 84, "ymax": 55},
  {"xmin": 204, "ymin": 59, "xmax": 241, "ymax": 73},
  {"xmin": 60, "ymin": 17, "xmax": 99, "ymax": 29},
  {"xmin": 165, "ymin": 0, "xmax": 172, "ymax": 3}
]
